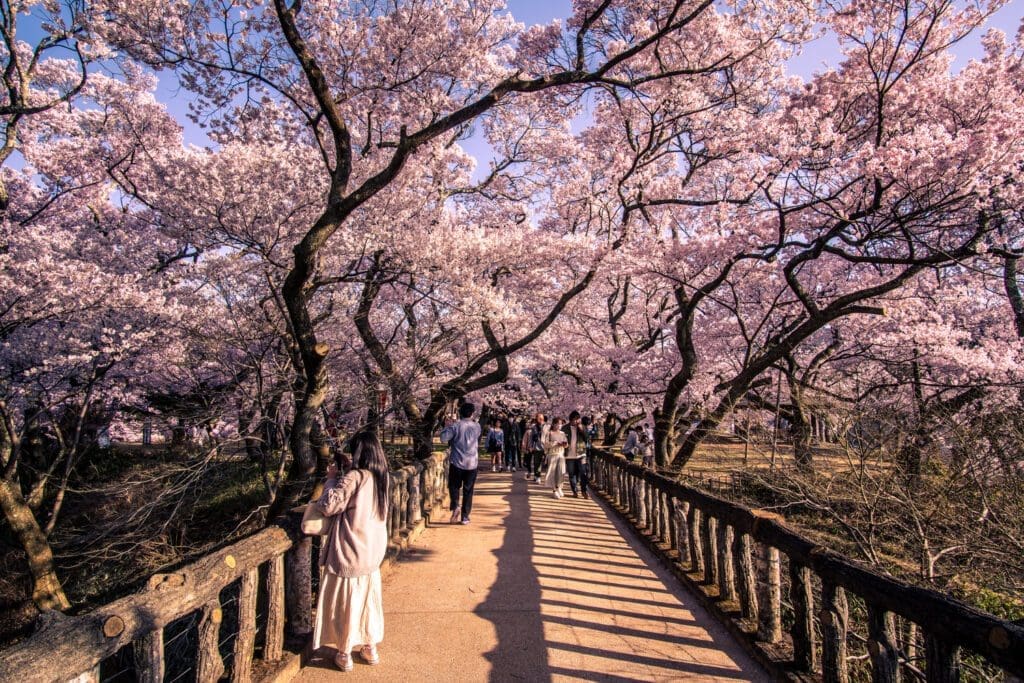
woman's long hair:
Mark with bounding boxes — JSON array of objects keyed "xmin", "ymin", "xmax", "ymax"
[{"xmin": 349, "ymin": 431, "xmax": 389, "ymax": 520}]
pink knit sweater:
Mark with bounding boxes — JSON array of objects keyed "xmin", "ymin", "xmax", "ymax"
[{"xmin": 315, "ymin": 469, "xmax": 389, "ymax": 578}]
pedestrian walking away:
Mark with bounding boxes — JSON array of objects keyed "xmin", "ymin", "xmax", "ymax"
[
  {"xmin": 486, "ymin": 418, "xmax": 505, "ymax": 472},
  {"xmin": 440, "ymin": 402, "xmax": 482, "ymax": 525},
  {"xmin": 312, "ymin": 431, "xmax": 390, "ymax": 672},
  {"xmin": 544, "ymin": 417, "xmax": 568, "ymax": 498}
]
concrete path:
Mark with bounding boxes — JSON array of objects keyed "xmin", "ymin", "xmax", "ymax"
[{"xmin": 293, "ymin": 468, "xmax": 769, "ymax": 682}]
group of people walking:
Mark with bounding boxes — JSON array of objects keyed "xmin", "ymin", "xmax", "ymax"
[
  {"xmin": 442, "ymin": 404, "xmax": 599, "ymax": 523},
  {"xmin": 520, "ymin": 411, "xmax": 596, "ymax": 499},
  {"xmin": 304, "ymin": 401, "xmax": 620, "ymax": 672}
]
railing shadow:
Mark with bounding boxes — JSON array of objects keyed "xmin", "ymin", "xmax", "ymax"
[{"xmin": 475, "ymin": 472, "xmax": 769, "ymax": 682}]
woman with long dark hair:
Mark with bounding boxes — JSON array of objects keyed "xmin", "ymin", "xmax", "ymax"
[{"xmin": 312, "ymin": 430, "xmax": 390, "ymax": 671}]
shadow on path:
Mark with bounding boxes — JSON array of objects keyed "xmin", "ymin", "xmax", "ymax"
[
  {"xmin": 475, "ymin": 471, "xmax": 769, "ymax": 682},
  {"xmin": 293, "ymin": 463, "xmax": 768, "ymax": 682},
  {"xmin": 475, "ymin": 472, "xmax": 552, "ymax": 681}
]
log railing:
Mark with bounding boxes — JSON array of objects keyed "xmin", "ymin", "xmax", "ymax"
[
  {"xmin": 589, "ymin": 450, "xmax": 1024, "ymax": 682},
  {"xmin": 0, "ymin": 453, "xmax": 449, "ymax": 683}
]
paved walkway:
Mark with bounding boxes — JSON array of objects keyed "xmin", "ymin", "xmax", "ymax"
[{"xmin": 294, "ymin": 467, "xmax": 769, "ymax": 682}]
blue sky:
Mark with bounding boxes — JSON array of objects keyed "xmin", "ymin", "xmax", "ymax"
[
  {"xmin": 17, "ymin": 0, "xmax": 1024, "ymax": 166},
  {"xmin": 501, "ymin": 0, "xmax": 1024, "ymax": 78},
  {"xmin": 453, "ymin": 0, "xmax": 1024, "ymax": 179}
]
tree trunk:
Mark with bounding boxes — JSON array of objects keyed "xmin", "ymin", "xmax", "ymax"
[
  {"xmin": 411, "ymin": 417, "xmax": 437, "ymax": 462},
  {"xmin": 789, "ymin": 386, "xmax": 814, "ymax": 472},
  {"xmin": 0, "ymin": 477, "xmax": 70, "ymax": 610},
  {"xmin": 654, "ymin": 406, "xmax": 675, "ymax": 468},
  {"xmin": 601, "ymin": 413, "xmax": 622, "ymax": 446},
  {"xmin": 267, "ymin": 280, "xmax": 330, "ymax": 519}
]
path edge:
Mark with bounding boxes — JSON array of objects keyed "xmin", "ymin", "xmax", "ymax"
[{"xmin": 590, "ymin": 487, "xmax": 815, "ymax": 683}]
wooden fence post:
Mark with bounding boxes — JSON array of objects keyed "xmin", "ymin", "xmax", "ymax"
[
  {"xmin": 659, "ymin": 491, "xmax": 669, "ymax": 544},
  {"xmin": 822, "ymin": 580, "xmax": 849, "ymax": 683},
  {"xmin": 285, "ymin": 535, "xmax": 313, "ymax": 636},
  {"xmin": 867, "ymin": 604, "xmax": 901, "ymax": 683},
  {"xmin": 791, "ymin": 561, "xmax": 817, "ymax": 672},
  {"xmin": 133, "ymin": 629, "xmax": 164, "ymax": 683},
  {"xmin": 702, "ymin": 516, "xmax": 718, "ymax": 586},
  {"xmin": 645, "ymin": 481, "xmax": 655, "ymax": 532},
  {"xmin": 687, "ymin": 504, "xmax": 704, "ymax": 574},
  {"xmin": 734, "ymin": 532, "xmax": 758, "ymax": 621},
  {"xmin": 196, "ymin": 600, "xmax": 225, "ymax": 683},
  {"xmin": 717, "ymin": 522, "xmax": 736, "ymax": 602},
  {"xmin": 756, "ymin": 544, "xmax": 782, "ymax": 643},
  {"xmin": 264, "ymin": 555, "xmax": 285, "ymax": 662},
  {"xmin": 637, "ymin": 477, "xmax": 647, "ymax": 527},
  {"xmin": 673, "ymin": 499, "xmax": 689, "ymax": 562},
  {"xmin": 924, "ymin": 632, "xmax": 960, "ymax": 683},
  {"xmin": 232, "ymin": 568, "xmax": 259, "ymax": 683},
  {"xmin": 409, "ymin": 464, "xmax": 422, "ymax": 525}
]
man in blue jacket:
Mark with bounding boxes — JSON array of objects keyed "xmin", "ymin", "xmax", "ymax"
[{"xmin": 440, "ymin": 402, "xmax": 482, "ymax": 525}]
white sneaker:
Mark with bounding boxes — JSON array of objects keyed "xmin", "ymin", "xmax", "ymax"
[
  {"xmin": 334, "ymin": 652, "xmax": 353, "ymax": 672},
  {"xmin": 360, "ymin": 644, "xmax": 380, "ymax": 665},
  {"xmin": 552, "ymin": 489, "xmax": 559, "ymax": 498},
  {"xmin": 556, "ymin": 489, "xmax": 564, "ymax": 498}
]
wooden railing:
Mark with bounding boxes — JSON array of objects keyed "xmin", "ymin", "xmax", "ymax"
[
  {"xmin": 589, "ymin": 450, "xmax": 1024, "ymax": 682},
  {"xmin": 0, "ymin": 453, "xmax": 449, "ymax": 683}
]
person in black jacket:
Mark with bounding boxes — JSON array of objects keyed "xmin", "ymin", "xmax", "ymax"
[
  {"xmin": 501, "ymin": 414, "xmax": 522, "ymax": 472},
  {"xmin": 563, "ymin": 410, "xmax": 591, "ymax": 498}
]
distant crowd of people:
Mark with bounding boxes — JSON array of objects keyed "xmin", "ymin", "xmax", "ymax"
[
  {"xmin": 440, "ymin": 404, "xmax": 598, "ymax": 523},
  {"xmin": 439, "ymin": 403, "xmax": 660, "ymax": 524},
  {"xmin": 306, "ymin": 402, "xmax": 659, "ymax": 672}
]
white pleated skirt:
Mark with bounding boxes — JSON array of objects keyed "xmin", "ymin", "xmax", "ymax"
[
  {"xmin": 545, "ymin": 454, "xmax": 566, "ymax": 489},
  {"xmin": 312, "ymin": 568, "xmax": 384, "ymax": 654}
]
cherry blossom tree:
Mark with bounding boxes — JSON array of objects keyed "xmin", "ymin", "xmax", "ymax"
[
  {"xmin": 572, "ymin": 0, "xmax": 1024, "ymax": 469},
  {"xmin": 94, "ymin": 0, "xmax": 820, "ymax": 514},
  {"xmin": 0, "ymin": 62, "xmax": 194, "ymax": 610}
]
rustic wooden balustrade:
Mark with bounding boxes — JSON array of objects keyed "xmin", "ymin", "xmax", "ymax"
[
  {"xmin": 0, "ymin": 453, "xmax": 449, "ymax": 683},
  {"xmin": 590, "ymin": 450, "xmax": 1024, "ymax": 682}
]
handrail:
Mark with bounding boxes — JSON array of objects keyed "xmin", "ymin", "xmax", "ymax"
[
  {"xmin": 0, "ymin": 452, "xmax": 450, "ymax": 683},
  {"xmin": 588, "ymin": 449, "xmax": 1024, "ymax": 681}
]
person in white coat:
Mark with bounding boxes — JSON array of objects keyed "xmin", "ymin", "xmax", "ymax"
[
  {"xmin": 313, "ymin": 431, "xmax": 390, "ymax": 672},
  {"xmin": 544, "ymin": 417, "xmax": 568, "ymax": 498}
]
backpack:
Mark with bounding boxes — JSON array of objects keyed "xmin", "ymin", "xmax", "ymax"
[
  {"xmin": 486, "ymin": 429, "xmax": 503, "ymax": 453},
  {"xmin": 528, "ymin": 424, "xmax": 544, "ymax": 451}
]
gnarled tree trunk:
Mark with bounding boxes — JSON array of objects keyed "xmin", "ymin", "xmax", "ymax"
[{"xmin": 0, "ymin": 477, "xmax": 70, "ymax": 611}]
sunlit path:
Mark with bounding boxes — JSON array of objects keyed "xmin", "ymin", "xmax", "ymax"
[{"xmin": 293, "ymin": 465, "xmax": 768, "ymax": 682}]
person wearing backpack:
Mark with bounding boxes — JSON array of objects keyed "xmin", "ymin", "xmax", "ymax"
[
  {"xmin": 521, "ymin": 413, "xmax": 547, "ymax": 481},
  {"xmin": 486, "ymin": 418, "xmax": 505, "ymax": 472}
]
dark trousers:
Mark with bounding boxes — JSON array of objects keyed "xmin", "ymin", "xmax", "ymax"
[
  {"xmin": 566, "ymin": 458, "xmax": 589, "ymax": 494},
  {"xmin": 448, "ymin": 464, "xmax": 478, "ymax": 515},
  {"xmin": 505, "ymin": 445, "xmax": 521, "ymax": 469},
  {"xmin": 523, "ymin": 449, "xmax": 544, "ymax": 477}
]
